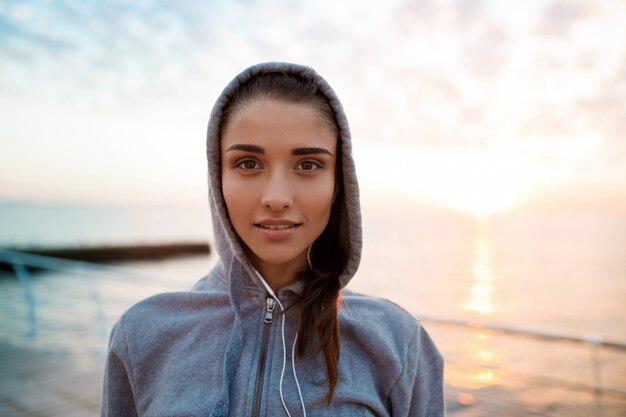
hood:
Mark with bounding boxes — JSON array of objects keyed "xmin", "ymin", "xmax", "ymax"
[{"xmin": 206, "ymin": 62, "xmax": 362, "ymax": 290}]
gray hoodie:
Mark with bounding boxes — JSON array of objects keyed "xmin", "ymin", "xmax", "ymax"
[{"xmin": 101, "ymin": 62, "xmax": 444, "ymax": 417}]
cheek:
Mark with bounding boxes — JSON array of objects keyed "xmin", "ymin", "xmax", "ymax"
[
  {"xmin": 302, "ymin": 174, "xmax": 335, "ymax": 221},
  {"xmin": 221, "ymin": 171, "xmax": 256, "ymax": 225}
]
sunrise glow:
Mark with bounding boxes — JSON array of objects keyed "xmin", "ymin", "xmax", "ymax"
[{"xmin": 1, "ymin": 1, "xmax": 625, "ymax": 215}]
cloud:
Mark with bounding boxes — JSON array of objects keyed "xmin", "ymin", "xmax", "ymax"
[
  {"xmin": 0, "ymin": 1, "xmax": 223, "ymax": 101},
  {"xmin": 394, "ymin": 0, "xmax": 442, "ymax": 31},
  {"xmin": 454, "ymin": 0, "xmax": 484, "ymax": 27},
  {"xmin": 572, "ymin": 57, "xmax": 626, "ymax": 163},
  {"xmin": 1, "ymin": 0, "xmax": 626, "ymax": 176},
  {"xmin": 536, "ymin": 0, "xmax": 600, "ymax": 36},
  {"xmin": 461, "ymin": 24, "xmax": 510, "ymax": 78}
]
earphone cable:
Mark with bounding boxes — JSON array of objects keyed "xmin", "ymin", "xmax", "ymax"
[
  {"xmin": 291, "ymin": 333, "xmax": 306, "ymax": 417},
  {"xmin": 278, "ymin": 311, "xmax": 293, "ymax": 417}
]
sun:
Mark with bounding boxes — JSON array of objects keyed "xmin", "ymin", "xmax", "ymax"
[{"xmin": 355, "ymin": 144, "xmax": 536, "ymax": 219}]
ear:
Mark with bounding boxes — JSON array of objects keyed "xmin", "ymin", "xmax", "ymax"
[{"xmin": 332, "ymin": 185, "xmax": 339, "ymax": 203}]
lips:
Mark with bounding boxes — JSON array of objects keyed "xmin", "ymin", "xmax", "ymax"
[
  {"xmin": 257, "ymin": 224, "xmax": 298, "ymax": 230},
  {"xmin": 254, "ymin": 221, "xmax": 301, "ymax": 241},
  {"xmin": 254, "ymin": 219, "xmax": 301, "ymax": 228}
]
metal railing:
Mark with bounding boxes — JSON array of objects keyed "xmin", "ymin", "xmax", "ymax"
[
  {"xmin": 418, "ymin": 314, "xmax": 626, "ymax": 416},
  {"xmin": 0, "ymin": 249, "xmax": 185, "ymax": 343}
]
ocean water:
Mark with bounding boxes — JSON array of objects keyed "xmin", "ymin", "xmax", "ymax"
[
  {"xmin": 357, "ymin": 203, "xmax": 626, "ymax": 342},
  {"xmin": 1, "ymin": 200, "xmax": 625, "ymax": 413},
  {"xmin": 1, "ymin": 199, "xmax": 625, "ymax": 341},
  {"xmin": 0, "ymin": 201, "xmax": 212, "ymax": 247}
]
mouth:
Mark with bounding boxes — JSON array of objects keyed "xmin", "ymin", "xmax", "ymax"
[
  {"xmin": 254, "ymin": 222, "xmax": 301, "ymax": 240},
  {"xmin": 255, "ymin": 224, "xmax": 300, "ymax": 230}
]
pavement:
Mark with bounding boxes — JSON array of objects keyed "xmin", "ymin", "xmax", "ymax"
[{"xmin": 0, "ymin": 342, "xmax": 102, "ymax": 417}]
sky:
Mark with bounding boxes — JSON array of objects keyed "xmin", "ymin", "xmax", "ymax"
[{"xmin": 1, "ymin": 0, "xmax": 625, "ymax": 218}]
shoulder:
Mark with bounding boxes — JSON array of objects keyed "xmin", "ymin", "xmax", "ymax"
[
  {"xmin": 119, "ymin": 266, "xmax": 229, "ymax": 332},
  {"xmin": 336, "ymin": 289, "xmax": 439, "ymax": 401},
  {"xmin": 121, "ymin": 290, "xmax": 213, "ymax": 322},
  {"xmin": 339, "ymin": 289, "xmax": 444, "ymax": 366},
  {"xmin": 339, "ymin": 289, "xmax": 421, "ymax": 371},
  {"xmin": 111, "ymin": 274, "xmax": 232, "ymax": 356},
  {"xmin": 340, "ymin": 288, "xmax": 419, "ymax": 339}
]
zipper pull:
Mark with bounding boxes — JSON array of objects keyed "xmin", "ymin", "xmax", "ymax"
[{"xmin": 264, "ymin": 297, "xmax": 275, "ymax": 324}]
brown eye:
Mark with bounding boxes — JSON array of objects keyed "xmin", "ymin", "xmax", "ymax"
[
  {"xmin": 296, "ymin": 161, "xmax": 321, "ymax": 171},
  {"xmin": 236, "ymin": 159, "xmax": 262, "ymax": 170}
]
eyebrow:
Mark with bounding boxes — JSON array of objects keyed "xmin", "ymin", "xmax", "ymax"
[
  {"xmin": 225, "ymin": 144, "xmax": 264, "ymax": 154},
  {"xmin": 292, "ymin": 147, "xmax": 334, "ymax": 157},
  {"xmin": 225, "ymin": 144, "xmax": 333, "ymax": 157}
]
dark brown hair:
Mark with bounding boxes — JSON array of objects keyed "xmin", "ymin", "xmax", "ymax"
[{"xmin": 220, "ymin": 71, "xmax": 348, "ymax": 403}]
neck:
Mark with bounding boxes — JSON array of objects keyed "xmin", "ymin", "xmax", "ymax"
[{"xmin": 247, "ymin": 251, "xmax": 307, "ymax": 293}]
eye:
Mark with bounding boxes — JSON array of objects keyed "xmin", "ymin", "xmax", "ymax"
[
  {"xmin": 235, "ymin": 159, "xmax": 262, "ymax": 171},
  {"xmin": 295, "ymin": 160, "xmax": 321, "ymax": 172}
]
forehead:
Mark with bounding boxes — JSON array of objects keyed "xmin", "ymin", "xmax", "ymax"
[{"xmin": 221, "ymin": 99, "xmax": 337, "ymax": 152}]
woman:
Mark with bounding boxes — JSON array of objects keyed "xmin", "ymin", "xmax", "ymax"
[{"xmin": 101, "ymin": 62, "xmax": 444, "ymax": 417}]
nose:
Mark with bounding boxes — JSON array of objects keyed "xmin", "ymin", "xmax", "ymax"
[{"xmin": 261, "ymin": 172, "xmax": 293, "ymax": 211}]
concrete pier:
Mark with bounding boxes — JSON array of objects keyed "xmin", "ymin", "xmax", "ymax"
[{"xmin": 0, "ymin": 342, "xmax": 102, "ymax": 417}]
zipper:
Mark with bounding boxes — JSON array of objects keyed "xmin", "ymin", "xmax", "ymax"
[{"xmin": 252, "ymin": 296, "xmax": 275, "ymax": 417}]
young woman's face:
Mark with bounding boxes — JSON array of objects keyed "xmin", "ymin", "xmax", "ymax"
[{"xmin": 221, "ymin": 98, "xmax": 337, "ymax": 276}]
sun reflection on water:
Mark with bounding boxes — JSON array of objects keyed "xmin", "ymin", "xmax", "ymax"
[
  {"xmin": 448, "ymin": 226, "xmax": 504, "ymax": 392},
  {"xmin": 463, "ymin": 238, "xmax": 496, "ymax": 316},
  {"xmin": 445, "ymin": 329, "xmax": 504, "ymax": 390}
]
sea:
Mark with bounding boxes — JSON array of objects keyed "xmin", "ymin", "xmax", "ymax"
[{"xmin": 1, "ymin": 199, "xmax": 625, "ymax": 414}]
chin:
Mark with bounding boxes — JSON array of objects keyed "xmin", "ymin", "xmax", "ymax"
[{"xmin": 251, "ymin": 248, "xmax": 307, "ymax": 268}]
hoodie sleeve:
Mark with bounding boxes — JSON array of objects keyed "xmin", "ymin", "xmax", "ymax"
[
  {"xmin": 388, "ymin": 323, "xmax": 445, "ymax": 417},
  {"xmin": 101, "ymin": 318, "xmax": 139, "ymax": 417}
]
